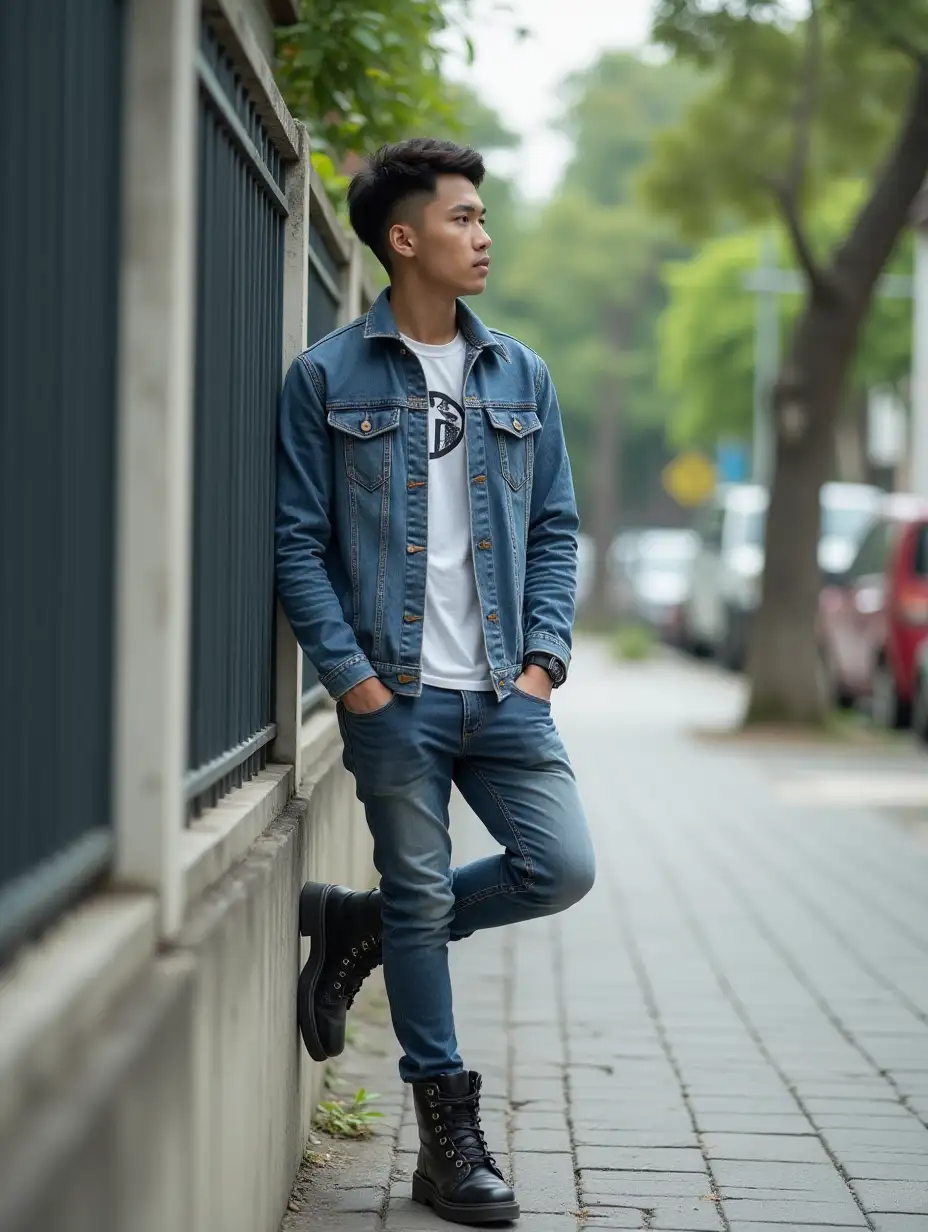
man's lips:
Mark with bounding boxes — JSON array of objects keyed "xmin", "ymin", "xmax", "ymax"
[{"xmin": 474, "ymin": 259, "xmax": 491, "ymax": 271}]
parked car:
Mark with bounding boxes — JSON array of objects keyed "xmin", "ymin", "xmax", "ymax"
[
  {"xmin": 684, "ymin": 481, "xmax": 882, "ymax": 669},
  {"xmin": 817, "ymin": 494, "xmax": 928, "ymax": 727},
  {"xmin": 607, "ymin": 531, "xmax": 644, "ymax": 618},
  {"xmin": 627, "ymin": 529, "xmax": 700, "ymax": 641},
  {"xmin": 912, "ymin": 638, "xmax": 928, "ymax": 742}
]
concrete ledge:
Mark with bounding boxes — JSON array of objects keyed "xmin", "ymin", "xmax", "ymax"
[
  {"xmin": 181, "ymin": 762, "xmax": 293, "ymax": 909},
  {"xmin": 203, "ymin": 0, "xmax": 301, "ymax": 161},
  {"xmin": 0, "ymin": 952, "xmax": 197, "ymax": 1232},
  {"xmin": 0, "ymin": 893, "xmax": 157, "ymax": 1131}
]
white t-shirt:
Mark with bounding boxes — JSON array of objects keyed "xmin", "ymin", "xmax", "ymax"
[{"xmin": 400, "ymin": 332, "xmax": 492, "ymax": 692}]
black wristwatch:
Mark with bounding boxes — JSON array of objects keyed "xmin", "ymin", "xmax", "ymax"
[{"xmin": 522, "ymin": 652, "xmax": 567, "ymax": 689}]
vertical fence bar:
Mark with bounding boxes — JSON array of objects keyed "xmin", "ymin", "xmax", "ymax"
[{"xmin": 185, "ymin": 24, "xmax": 286, "ymax": 815}]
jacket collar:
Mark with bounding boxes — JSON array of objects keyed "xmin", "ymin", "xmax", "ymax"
[{"xmin": 363, "ymin": 288, "xmax": 510, "ymax": 361}]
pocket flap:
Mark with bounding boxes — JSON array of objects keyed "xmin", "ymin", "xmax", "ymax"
[
  {"xmin": 484, "ymin": 408, "xmax": 542, "ymax": 438},
  {"xmin": 327, "ymin": 408, "xmax": 402, "ymax": 440}
]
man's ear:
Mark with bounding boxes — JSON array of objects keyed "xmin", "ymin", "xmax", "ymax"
[{"xmin": 388, "ymin": 221, "xmax": 417, "ymax": 262}]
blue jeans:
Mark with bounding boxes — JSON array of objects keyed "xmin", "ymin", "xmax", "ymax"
[{"xmin": 337, "ymin": 685, "xmax": 595, "ymax": 1082}]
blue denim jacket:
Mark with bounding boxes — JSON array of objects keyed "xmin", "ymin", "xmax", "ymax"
[{"xmin": 275, "ymin": 289, "xmax": 579, "ymax": 702}]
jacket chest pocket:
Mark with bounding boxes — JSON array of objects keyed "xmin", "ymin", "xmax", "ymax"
[
  {"xmin": 328, "ymin": 408, "xmax": 402, "ymax": 492},
  {"xmin": 484, "ymin": 408, "xmax": 542, "ymax": 491}
]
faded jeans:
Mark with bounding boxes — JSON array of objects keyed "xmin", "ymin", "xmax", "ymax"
[{"xmin": 337, "ymin": 685, "xmax": 595, "ymax": 1082}]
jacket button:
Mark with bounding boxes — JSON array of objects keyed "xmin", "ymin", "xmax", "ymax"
[
  {"xmin": 487, "ymin": 612, "xmax": 499, "ymax": 623},
  {"xmin": 360, "ymin": 419, "xmax": 372, "ymax": 433},
  {"xmin": 513, "ymin": 419, "xmax": 522, "ymax": 431}
]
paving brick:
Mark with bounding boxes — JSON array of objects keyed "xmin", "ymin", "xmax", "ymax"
[
  {"xmin": 510, "ymin": 1127, "xmax": 572, "ymax": 1153},
  {"xmin": 693, "ymin": 1113, "xmax": 815, "ymax": 1134},
  {"xmin": 852, "ymin": 1180, "xmax": 928, "ymax": 1214},
  {"xmin": 575, "ymin": 1146, "xmax": 708, "ymax": 1174},
  {"xmin": 719, "ymin": 1199, "xmax": 867, "ymax": 1225},
  {"xmin": 579, "ymin": 1171, "xmax": 714, "ymax": 1201},
  {"xmin": 583, "ymin": 1197, "xmax": 725, "ymax": 1231},
  {"xmin": 573, "ymin": 1129, "xmax": 699, "ymax": 1149},
  {"xmin": 701, "ymin": 1133, "xmax": 832, "ymax": 1163},
  {"xmin": 511, "ymin": 1151, "xmax": 577, "ymax": 1214}
]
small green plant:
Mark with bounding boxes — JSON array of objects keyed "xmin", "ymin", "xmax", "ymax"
[
  {"xmin": 612, "ymin": 624, "xmax": 654, "ymax": 662},
  {"xmin": 315, "ymin": 1088, "xmax": 383, "ymax": 1139}
]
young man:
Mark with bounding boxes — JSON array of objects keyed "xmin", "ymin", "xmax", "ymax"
[{"xmin": 276, "ymin": 138, "xmax": 595, "ymax": 1225}]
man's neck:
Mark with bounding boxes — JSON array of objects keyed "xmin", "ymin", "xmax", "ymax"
[{"xmin": 389, "ymin": 280, "xmax": 459, "ymax": 346}]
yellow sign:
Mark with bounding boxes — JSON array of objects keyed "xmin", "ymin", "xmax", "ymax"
[{"xmin": 662, "ymin": 451, "xmax": 716, "ymax": 507}]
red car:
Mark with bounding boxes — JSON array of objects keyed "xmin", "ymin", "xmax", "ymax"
[{"xmin": 817, "ymin": 495, "xmax": 928, "ymax": 727}]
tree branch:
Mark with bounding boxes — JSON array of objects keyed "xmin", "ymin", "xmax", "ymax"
[
  {"xmin": 785, "ymin": 0, "xmax": 821, "ymax": 202},
  {"xmin": 833, "ymin": 59, "xmax": 928, "ymax": 300},
  {"xmin": 765, "ymin": 1, "xmax": 829, "ymax": 294},
  {"xmin": 767, "ymin": 175, "xmax": 828, "ymax": 293}
]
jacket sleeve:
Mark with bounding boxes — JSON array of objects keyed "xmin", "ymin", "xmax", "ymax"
[
  {"xmin": 522, "ymin": 357, "xmax": 580, "ymax": 668},
  {"xmin": 275, "ymin": 353, "xmax": 378, "ymax": 700}
]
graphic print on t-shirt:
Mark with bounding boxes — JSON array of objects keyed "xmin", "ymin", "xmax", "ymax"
[{"xmin": 429, "ymin": 391, "xmax": 465, "ymax": 460}]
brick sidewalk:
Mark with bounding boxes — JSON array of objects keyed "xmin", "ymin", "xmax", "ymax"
[{"xmin": 284, "ymin": 645, "xmax": 928, "ymax": 1232}]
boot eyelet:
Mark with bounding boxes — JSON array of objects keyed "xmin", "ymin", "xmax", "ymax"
[
  {"xmin": 427, "ymin": 1088, "xmax": 435, "ymax": 1096},
  {"xmin": 455, "ymin": 1160, "xmax": 464, "ymax": 1168},
  {"xmin": 445, "ymin": 1150, "xmax": 454, "ymax": 1158},
  {"xmin": 440, "ymin": 1138, "xmax": 447, "ymax": 1145},
  {"xmin": 333, "ymin": 982, "xmax": 341, "ymax": 990},
  {"xmin": 432, "ymin": 1113, "xmax": 439, "ymax": 1120}
]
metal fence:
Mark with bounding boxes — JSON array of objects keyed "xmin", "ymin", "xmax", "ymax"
[
  {"xmin": 0, "ymin": 0, "xmax": 124, "ymax": 957},
  {"xmin": 302, "ymin": 205, "xmax": 352, "ymax": 713},
  {"xmin": 186, "ymin": 22, "xmax": 286, "ymax": 815}
]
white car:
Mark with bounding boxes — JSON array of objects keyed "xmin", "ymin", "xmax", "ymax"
[{"xmin": 683, "ymin": 481, "xmax": 882, "ymax": 669}]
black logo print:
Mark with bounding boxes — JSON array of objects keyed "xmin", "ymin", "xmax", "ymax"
[{"xmin": 429, "ymin": 391, "xmax": 465, "ymax": 460}]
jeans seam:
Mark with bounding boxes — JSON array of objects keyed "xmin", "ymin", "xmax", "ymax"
[
  {"xmin": 468, "ymin": 763, "xmax": 535, "ymax": 887},
  {"xmin": 455, "ymin": 881, "xmax": 529, "ymax": 913}
]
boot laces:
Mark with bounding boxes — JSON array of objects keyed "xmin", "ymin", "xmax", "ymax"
[
  {"xmin": 327, "ymin": 933, "xmax": 382, "ymax": 1009},
  {"xmin": 438, "ymin": 1091, "xmax": 494, "ymax": 1166}
]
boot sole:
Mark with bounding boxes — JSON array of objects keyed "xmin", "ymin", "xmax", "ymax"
[
  {"xmin": 297, "ymin": 882, "xmax": 332, "ymax": 1063},
  {"xmin": 411, "ymin": 1172, "xmax": 520, "ymax": 1225}
]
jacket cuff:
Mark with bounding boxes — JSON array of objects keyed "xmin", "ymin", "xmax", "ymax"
[
  {"xmin": 523, "ymin": 632, "xmax": 572, "ymax": 670},
  {"xmin": 320, "ymin": 653, "xmax": 378, "ymax": 701}
]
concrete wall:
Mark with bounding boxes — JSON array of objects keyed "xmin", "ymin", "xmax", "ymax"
[{"xmin": 0, "ymin": 714, "xmax": 372, "ymax": 1232}]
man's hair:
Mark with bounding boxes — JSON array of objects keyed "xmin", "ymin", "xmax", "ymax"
[{"xmin": 347, "ymin": 138, "xmax": 485, "ymax": 270}]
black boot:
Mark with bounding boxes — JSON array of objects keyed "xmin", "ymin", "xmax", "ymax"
[
  {"xmin": 297, "ymin": 881, "xmax": 382, "ymax": 1061},
  {"xmin": 411, "ymin": 1071, "xmax": 519, "ymax": 1226}
]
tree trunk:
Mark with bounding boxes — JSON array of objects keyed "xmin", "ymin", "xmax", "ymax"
[
  {"xmin": 746, "ymin": 61, "xmax": 928, "ymax": 725},
  {"xmin": 588, "ymin": 381, "xmax": 622, "ymax": 626},
  {"xmin": 587, "ymin": 307, "xmax": 630, "ymax": 626}
]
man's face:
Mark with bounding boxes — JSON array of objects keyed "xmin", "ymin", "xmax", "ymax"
[{"xmin": 389, "ymin": 175, "xmax": 491, "ymax": 295}]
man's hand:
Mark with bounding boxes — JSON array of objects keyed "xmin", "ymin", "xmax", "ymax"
[
  {"xmin": 341, "ymin": 676, "xmax": 395, "ymax": 715},
  {"xmin": 513, "ymin": 664, "xmax": 553, "ymax": 702}
]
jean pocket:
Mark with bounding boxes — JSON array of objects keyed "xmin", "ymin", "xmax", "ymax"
[
  {"xmin": 510, "ymin": 683, "xmax": 552, "ymax": 709},
  {"xmin": 342, "ymin": 694, "xmax": 399, "ymax": 722}
]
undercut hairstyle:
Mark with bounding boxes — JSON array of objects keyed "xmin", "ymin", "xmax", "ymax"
[{"xmin": 347, "ymin": 138, "xmax": 485, "ymax": 271}]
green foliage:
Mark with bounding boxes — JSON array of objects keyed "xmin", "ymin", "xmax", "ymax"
[
  {"xmin": 479, "ymin": 53, "xmax": 698, "ymax": 518},
  {"xmin": 315, "ymin": 1088, "xmax": 383, "ymax": 1138},
  {"xmin": 645, "ymin": 1, "xmax": 917, "ymax": 240},
  {"xmin": 612, "ymin": 624, "xmax": 655, "ymax": 661},
  {"xmin": 659, "ymin": 181, "xmax": 913, "ymax": 446},
  {"xmin": 276, "ymin": 0, "xmax": 460, "ymax": 159}
]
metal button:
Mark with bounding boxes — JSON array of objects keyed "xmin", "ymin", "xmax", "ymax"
[
  {"xmin": 513, "ymin": 419, "xmax": 522, "ymax": 432},
  {"xmin": 360, "ymin": 419, "xmax": 372, "ymax": 433}
]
